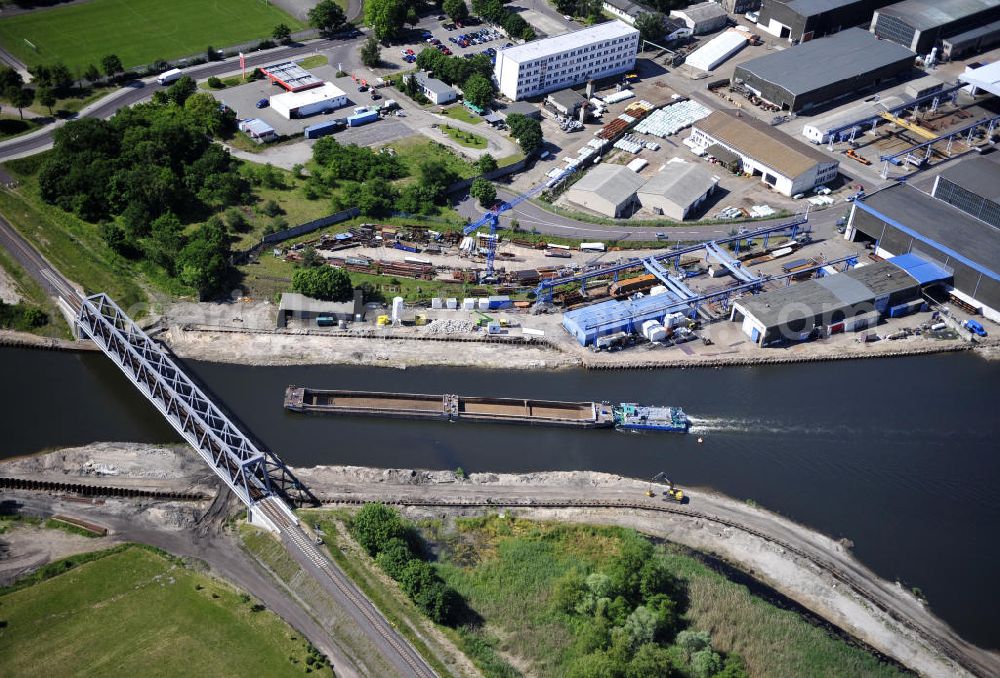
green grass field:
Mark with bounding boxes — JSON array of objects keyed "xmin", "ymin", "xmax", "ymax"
[
  {"xmin": 0, "ymin": 0, "xmax": 303, "ymax": 71},
  {"xmin": 0, "ymin": 545, "xmax": 324, "ymax": 676}
]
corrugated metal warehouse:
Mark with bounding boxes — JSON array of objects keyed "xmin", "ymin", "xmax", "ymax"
[
  {"xmin": 871, "ymin": 0, "xmax": 1000, "ymax": 55},
  {"xmin": 564, "ymin": 164, "xmax": 646, "ymax": 217},
  {"xmin": 730, "ymin": 259, "xmax": 935, "ymax": 345},
  {"xmin": 732, "ymin": 28, "xmax": 915, "ymax": 112},
  {"xmin": 688, "ymin": 109, "xmax": 840, "ymax": 196},
  {"xmin": 847, "ymin": 179, "xmax": 1000, "ymax": 322},
  {"xmin": 562, "ymin": 292, "xmax": 694, "ymax": 345},
  {"xmin": 636, "ymin": 163, "xmax": 718, "ymax": 219},
  {"xmin": 670, "ymin": 2, "xmax": 729, "ymax": 35},
  {"xmin": 756, "ymin": 0, "xmax": 898, "ymax": 43}
]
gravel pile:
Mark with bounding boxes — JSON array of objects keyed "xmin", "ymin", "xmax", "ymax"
[{"xmin": 426, "ymin": 319, "xmax": 476, "ymax": 335}]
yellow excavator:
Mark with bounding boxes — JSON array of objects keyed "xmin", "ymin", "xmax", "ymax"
[{"xmin": 645, "ymin": 472, "xmax": 684, "ymax": 503}]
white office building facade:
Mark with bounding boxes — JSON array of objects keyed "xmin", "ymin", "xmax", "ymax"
[{"xmin": 494, "ymin": 21, "xmax": 640, "ymax": 101}]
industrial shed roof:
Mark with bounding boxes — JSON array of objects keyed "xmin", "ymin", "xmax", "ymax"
[
  {"xmin": 260, "ymin": 62, "xmax": 323, "ymax": 92},
  {"xmin": 876, "ymin": 0, "xmax": 999, "ymax": 30},
  {"xmin": 783, "ymin": 0, "xmax": 872, "ymax": 17},
  {"xmin": 695, "ymin": 109, "xmax": 834, "ymax": 177},
  {"xmin": 888, "ymin": 253, "xmax": 953, "ymax": 285},
  {"xmin": 735, "ymin": 261, "xmax": 916, "ymax": 328},
  {"xmin": 937, "ymin": 154, "xmax": 1000, "ymax": 201},
  {"xmin": 672, "ymin": 1, "xmax": 727, "ymax": 22},
  {"xmin": 569, "ymin": 164, "xmax": 647, "ymax": 204},
  {"xmin": 499, "ymin": 20, "xmax": 637, "ymax": 65},
  {"xmin": 637, "ymin": 163, "xmax": 717, "ymax": 208},
  {"xmin": 735, "ymin": 28, "xmax": 915, "ymax": 97},
  {"xmin": 857, "ymin": 184, "xmax": 1000, "ymax": 282},
  {"xmin": 563, "ymin": 291, "xmax": 689, "ymax": 332}
]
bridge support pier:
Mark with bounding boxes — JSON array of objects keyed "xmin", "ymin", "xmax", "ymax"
[{"xmin": 249, "ymin": 504, "xmax": 281, "ymax": 533}]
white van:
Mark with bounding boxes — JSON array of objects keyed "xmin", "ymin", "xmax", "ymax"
[{"xmin": 157, "ymin": 68, "xmax": 183, "ymax": 85}]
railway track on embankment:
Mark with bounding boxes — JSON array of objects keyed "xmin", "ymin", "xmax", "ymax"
[{"xmin": 325, "ymin": 495, "xmax": 998, "ymax": 678}]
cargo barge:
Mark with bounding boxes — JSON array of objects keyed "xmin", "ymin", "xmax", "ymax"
[
  {"xmin": 284, "ymin": 387, "xmax": 688, "ymax": 432},
  {"xmin": 284, "ymin": 386, "xmax": 614, "ymax": 428}
]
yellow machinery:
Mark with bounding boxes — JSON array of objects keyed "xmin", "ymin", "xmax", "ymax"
[
  {"xmin": 415, "ymin": 314, "xmax": 428, "ymax": 326},
  {"xmin": 647, "ymin": 472, "xmax": 684, "ymax": 503},
  {"xmin": 878, "ymin": 111, "xmax": 937, "ymax": 141},
  {"xmin": 376, "ymin": 314, "xmax": 390, "ymax": 326}
]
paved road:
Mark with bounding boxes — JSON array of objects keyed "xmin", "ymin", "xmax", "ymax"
[
  {"xmin": 455, "ymin": 187, "xmax": 848, "ymax": 242},
  {"xmin": 0, "ymin": 36, "xmax": 365, "ymax": 161}
]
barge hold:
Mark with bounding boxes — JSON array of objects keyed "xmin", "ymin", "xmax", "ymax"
[
  {"xmin": 285, "ymin": 386, "xmax": 615, "ymax": 427},
  {"xmin": 285, "ymin": 387, "xmax": 689, "ymax": 432}
]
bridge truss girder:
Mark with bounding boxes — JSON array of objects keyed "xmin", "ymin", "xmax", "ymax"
[{"xmin": 76, "ymin": 293, "xmax": 316, "ymax": 508}]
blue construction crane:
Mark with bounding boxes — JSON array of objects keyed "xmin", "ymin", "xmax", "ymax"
[{"xmin": 463, "ymin": 166, "xmax": 579, "ymax": 281}]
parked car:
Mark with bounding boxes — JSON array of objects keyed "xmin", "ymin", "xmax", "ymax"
[{"xmin": 255, "ymin": 98, "xmax": 269, "ymax": 109}]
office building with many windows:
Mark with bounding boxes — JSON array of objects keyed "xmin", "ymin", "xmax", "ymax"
[{"xmin": 494, "ymin": 21, "xmax": 640, "ymax": 101}]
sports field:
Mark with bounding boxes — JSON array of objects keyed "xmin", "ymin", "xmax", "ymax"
[
  {"xmin": 0, "ymin": 0, "xmax": 303, "ymax": 71},
  {"xmin": 0, "ymin": 545, "xmax": 323, "ymax": 675}
]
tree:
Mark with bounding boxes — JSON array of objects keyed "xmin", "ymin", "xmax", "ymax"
[
  {"xmin": 675, "ymin": 629, "xmax": 711, "ymax": 657},
  {"xmin": 626, "ymin": 643, "xmax": 678, "ymax": 678},
  {"xmin": 375, "ymin": 537, "xmax": 415, "ymax": 579},
  {"xmin": 474, "ymin": 153, "xmax": 497, "ymax": 174},
  {"xmin": 101, "ymin": 54, "xmax": 123, "ymax": 79},
  {"xmin": 309, "ymin": 0, "xmax": 348, "ymax": 35},
  {"xmin": 507, "ymin": 113, "xmax": 543, "ymax": 155},
  {"xmin": 176, "ymin": 218, "xmax": 231, "ymax": 299},
  {"xmin": 443, "ymin": 0, "xmax": 470, "ymax": 21},
  {"xmin": 0, "ymin": 65, "xmax": 23, "ymax": 94},
  {"xmin": 224, "ymin": 207, "xmax": 249, "ymax": 232},
  {"xmin": 165, "ymin": 76, "xmax": 196, "ymax": 106},
  {"xmin": 462, "ymin": 73, "xmax": 494, "ymax": 110},
  {"xmin": 84, "ymin": 64, "xmax": 101, "ymax": 84},
  {"xmin": 623, "ymin": 605, "xmax": 658, "ymax": 648},
  {"xmin": 7, "ymin": 87, "xmax": 34, "ymax": 119},
  {"xmin": 350, "ymin": 503, "xmax": 408, "ymax": 556},
  {"xmin": 262, "ymin": 199, "xmax": 284, "ymax": 217},
  {"xmin": 300, "ymin": 245, "xmax": 323, "ymax": 268},
  {"xmin": 145, "ymin": 211, "xmax": 184, "ymax": 274},
  {"xmin": 635, "ymin": 11, "xmax": 666, "ymax": 44},
  {"xmin": 690, "ymin": 649, "xmax": 722, "ymax": 678},
  {"xmin": 365, "ymin": 0, "xmax": 407, "ymax": 42},
  {"xmin": 470, "ymin": 177, "xmax": 496, "ymax": 207},
  {"xmin": 38, "ymin": 86, "xmax": 56, "ymax": 115},
  {"xmin": 292, "ymin": 265, "xmax": 353, "ymax": 301},
  {"xmin": 360, "ymin": 35, "xmax": 382, "ymax": 68},
  {"xmin": 272, "ymin": 23, "xmax": 292, "ymax": 43},
  {"xmin": 356, "ymin": 178, "xmax": 398, "ymax": 216}
]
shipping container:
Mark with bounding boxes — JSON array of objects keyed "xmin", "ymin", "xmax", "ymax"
[
  {"xmin": 394, "ymin": 241, "xmax": 420, "ymax": 253},
  {"xmin": 445, "ymin": 298, "xmax": 459, "ymax": 309},
  {"xmin": 580, "ymin": 242, "xmax": 606, "ymax": 252},
  {"xmin": 488, "ymin": 295, "xmax": 512, "ymax": 310},
  {"xmin": 304, "ymin": 119, "xmax": 346, "ymax": 139},
  {"xmin": 316, "ymin": 315, "xmax": 336, "ymax": 327},
  {"xmin": 347, "ymin": 110, "xmax": 379, "ymax": 127}
]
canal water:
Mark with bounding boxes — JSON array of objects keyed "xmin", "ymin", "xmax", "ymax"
[{"xmin": 1, "ymin": 346, "xmax": 997, "ymax": 649}]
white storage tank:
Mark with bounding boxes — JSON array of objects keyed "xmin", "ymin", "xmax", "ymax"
[
  {"xmin": 477, "ymin": 298, "xmax": 490, "ymax": 310},
  {"xmin": 445, "ymin": 297, "xmax": 459, "ymax": 310},
  {"xmin": 462, "ymin": 298, "xmax": 476, "ymax": 310},
  {"xmin": 391, "ymin": 296, "xmax": 404, "ymax": 323},
  {"xmin": 431, "ymin": 297, "xmax": 443, "ymax": 309}
]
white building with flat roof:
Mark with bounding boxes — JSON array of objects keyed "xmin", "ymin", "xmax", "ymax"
[
  {"xmin": 270, "ymin": 82, "xmax": 348, "ymax": 119},
  {"xmin": 494, "ymin": 21, "xmax": 640, "ymax": 101}
]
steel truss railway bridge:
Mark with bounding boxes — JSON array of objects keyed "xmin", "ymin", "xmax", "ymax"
[{"xmin": 69, "ymin": 290, "xmax": 435, "ymax": 677}]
